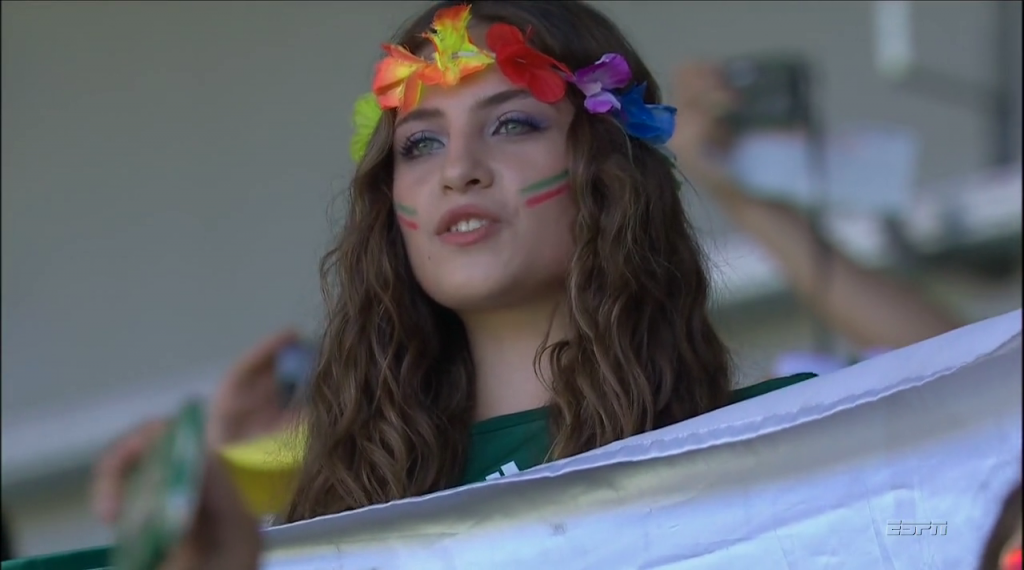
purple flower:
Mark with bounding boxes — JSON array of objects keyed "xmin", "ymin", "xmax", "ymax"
[{"xmin": 570, "ymin": 53, "xmax": 632, "ymax": 114}]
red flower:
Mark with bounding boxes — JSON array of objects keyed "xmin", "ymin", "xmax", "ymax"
[{"xmin": 486, "ymin": 23, "xmax": 570, "ymax": 104}]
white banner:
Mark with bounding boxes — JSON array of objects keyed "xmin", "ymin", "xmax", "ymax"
[{"xmin": 262, "ymin": 310, "xmax": 1023, "ymax": 570}]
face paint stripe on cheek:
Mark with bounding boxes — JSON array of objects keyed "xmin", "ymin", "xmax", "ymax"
[
  {"xmin": 524, "ymin": 182, "xmax": 570, "ymax": 208},
  {"xmin": 519, "ymin": 170, "xmax": 570, "ymax": 209},
  {"xmin": 395, "ymin": 203, "xmax": 420, "ymax": 231},
  {"xmin": 519, "ymin": 170, "xmax": 569, "ymax": 196}
]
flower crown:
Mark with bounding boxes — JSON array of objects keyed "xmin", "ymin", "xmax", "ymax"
[{"xmin": 349, "ymin": 4, "xmax": 677, "ymax": 162}]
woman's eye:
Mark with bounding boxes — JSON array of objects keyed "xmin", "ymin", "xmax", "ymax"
[
  {"xmin": 400, "ymin": 135, "xmax": 443, "ymax": 158},
  {"xmin": 494, "ymin": 116, "xmax": 542, "ymax": 136},
  {"xmin": 496, "ymin": 121, "xmax": 528, "ymax": 135},
  {"xmin": 412, "ymin": 138, "xmax": 442, "ymax": 153}
]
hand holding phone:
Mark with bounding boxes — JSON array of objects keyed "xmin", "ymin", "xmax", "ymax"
[
  {"xmin": 203, "ymin": 330, "xmax": 304, "ymax": 449},
  {"xmin": 721, "ymin": 56, "xmax": 813, "ymax": 133}
]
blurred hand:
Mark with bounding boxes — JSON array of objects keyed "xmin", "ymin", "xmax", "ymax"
[
  {"xmin": 93, "ymin": 418, "xmax": 167, "ymax": 525},
  {"xmin": 92, "ymin": 329, "xmax": 299, "ymax": 525},
  {"xmin": 92, "ymin": 420, "xmax": 260, "ymax": 569},
  {"xmin": 93, "ymin": 330, "xmax": 299, "ymax": 523},
  {"xmin": 206, "ymin": 329, "xmax": 302, "ymax": 448},
  {"xmin": 669, "ymin": 63, "xmax": 743, "ymax": 198},
  {"xmin": 161, "ymin": 454, "xmax": 262, "ymax": 570}
]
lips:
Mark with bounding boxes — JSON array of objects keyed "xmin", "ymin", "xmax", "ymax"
[{"xmin": 434, "ymin": 204, "xmax": 502, "ymax": 236}]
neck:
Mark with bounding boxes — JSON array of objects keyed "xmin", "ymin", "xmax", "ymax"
[{"xmin": 460, "ymin": 298, "xmax": 568, "ymax": 422}]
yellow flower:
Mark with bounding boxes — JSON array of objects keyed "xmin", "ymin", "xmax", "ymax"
[{"xmin": 426, "ymin": 5, "xmax": 493, "ymax": 85}]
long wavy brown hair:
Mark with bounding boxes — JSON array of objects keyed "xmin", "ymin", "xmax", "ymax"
[{"xmin": 285, "ymin": 0, "xmax": 732, "ymax": 522}]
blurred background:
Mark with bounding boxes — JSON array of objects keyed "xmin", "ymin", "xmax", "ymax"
[{"xmin": 2, "ymin": 0, "xmax": 1021, "ymax": 557}]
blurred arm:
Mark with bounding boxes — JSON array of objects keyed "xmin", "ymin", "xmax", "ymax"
[
  {"xmin": 670, "ymin": 62, "xmax": 962, "ymax": 350},
  {"xmin": 709, "ymin": 177, "xmax": 962, "ymax": 349}
]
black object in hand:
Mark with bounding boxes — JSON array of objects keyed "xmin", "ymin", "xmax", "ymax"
[
  {"xmin": 275, "ymin": 340, "xmax": 317, "ymax": 405},
  {"xmin": 723, "ymin": 56, "xmax": 813, "ymax": 132}
]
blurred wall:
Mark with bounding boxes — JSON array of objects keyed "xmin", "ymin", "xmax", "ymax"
[
  {"xmin": 2, "ymin": 0, "xmax": 1021, "ymax": 557},
  {"xmin": 1009, "ymin": 1, "xmax": 1023, "ymax": 159}
]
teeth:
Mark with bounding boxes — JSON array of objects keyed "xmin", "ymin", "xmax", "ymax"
[{"xmin": 449, "ymin": 218, "xmax": 488, "ymax": 233}]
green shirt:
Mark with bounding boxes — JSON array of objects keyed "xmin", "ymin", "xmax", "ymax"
[
  {"xmin": 461, "ymin": 372, "xmax": 817, "ymax": 484},
  {"xmin": 2, "ymin": 373, "xmax": 816, "ymax": 570}
]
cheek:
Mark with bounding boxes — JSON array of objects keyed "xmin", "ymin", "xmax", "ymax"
[
  {"xmin": 519, "ymin": 169, "xmax": 571, "ymax": 210},
  {"xmin": 395, "ymin": 204, "xmax": 430, "ymax": 273},
  {"xmin": 399, "ymin": 222, "xmax": 435, "ymax": 288},
  {"xmin": 394, "ymin": 203, "xmax": 420, "ymax": 231},
  {"xmin": 392, "ymin": 188, "xmax": 428, "ymax": 265},
  {"xmin": 514, "ymin": 169, "xmax": 576, "ymax": 241},
  {"xmin": 520, "ymin": 183, "xmax": 577, "ymax": 269},
  {"xmin": 392, "ymin": 170, "xmax": 425, "ymax": 231}
]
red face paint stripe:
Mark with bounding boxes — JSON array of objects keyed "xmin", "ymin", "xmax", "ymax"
[
  {"xmin": 397, "ymin": 216, "xmax": 419, "ymax": 230},
  {"xmin": 394, "ymin": 202, "xmax": 418, "ymax": 230},
  {"xmin": 523, "ymin": 182, "xmax": 570, "ymax": 208}
]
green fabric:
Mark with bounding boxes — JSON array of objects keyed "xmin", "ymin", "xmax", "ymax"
[
  {"xmin": 460, "ymin": 372, "xmax": 819, "ymax": 484},
  {"xmin": 6, "ymin": 373, "xmax": 817, "ymax": 568},
  {"xmin": 461, "ymin": 407, "xmax": 551, "ymax": 484},
  {"xmin": 0, "ymin": 546, "xmax": 110, "ymax": 570},
  {"xmin": 730, "ymin": 372, "xmax": 818, "ymax": 403}
]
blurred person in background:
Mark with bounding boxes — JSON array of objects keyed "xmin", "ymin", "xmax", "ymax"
[
  {"xmin": 669, "ymin": 62, "xmax": 963, "ymax": 372},
  {"xmin": 980, "ymin": 481, "xmax": 1022, "ymax": 570}
]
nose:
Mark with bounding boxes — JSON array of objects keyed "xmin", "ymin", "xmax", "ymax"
[{"xmin": 440, "ymin": 134, "xmax": 494, "ymax": 195}]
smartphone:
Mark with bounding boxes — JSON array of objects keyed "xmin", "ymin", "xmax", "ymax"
[
  {"xmin": 275, "ymin": 339, "xmax": 317, "ymax": 406},
  {"xmin": 722, "ymin": 55, "xmax": 813, "ymax": 133}
]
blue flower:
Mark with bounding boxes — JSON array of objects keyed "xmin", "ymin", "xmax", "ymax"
[{"xmin": 616, "ymin": 83, "xmax": 677, "ymax": 146}]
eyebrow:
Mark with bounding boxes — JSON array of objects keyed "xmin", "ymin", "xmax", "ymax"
[{"xmin": 394, "ymin": 88, "xmax": 534, "ymax": 130}]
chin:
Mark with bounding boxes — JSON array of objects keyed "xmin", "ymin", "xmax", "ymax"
[
  {"xmin": 412, "ymin": 258, "xmax": 569, "ymax": 314},
  {"xmin": 424, "ymin": 279, "xmax": 516, "ymax": 313}
]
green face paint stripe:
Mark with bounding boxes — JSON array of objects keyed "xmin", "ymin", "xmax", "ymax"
[
  {"xmin": 395, "ymin": 203, "xmax": 418, "ymax": 217},
  {"xmin": 519, "ymin": 170, "xmax": 570, "ymax": 196},
  {"xmin": 523, "ymin": 182, "xmax": 569, "ymax": 208}
]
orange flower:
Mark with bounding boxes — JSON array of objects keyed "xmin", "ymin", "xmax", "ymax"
[
  {"xmin": 372, "ymin": 44, "xmax": 430, "ymax": 113},
  {"xmin": 371, "ymin": 5, "xmax": 494, "ymax": 113}
]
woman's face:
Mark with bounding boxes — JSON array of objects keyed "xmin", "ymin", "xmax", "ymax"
[{"xmin": 391, "ymin": 61, "xmax": 577, "ymax": 313}]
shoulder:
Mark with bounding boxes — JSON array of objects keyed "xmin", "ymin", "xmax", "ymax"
[{"xmin": 730, "ymin": 372, "xmax": 818, "ymax": 404}]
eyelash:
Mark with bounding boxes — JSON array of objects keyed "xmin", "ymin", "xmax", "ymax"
[{"xmin": 398, "ymin": 113, "xmax": 546, "ymax": 159}]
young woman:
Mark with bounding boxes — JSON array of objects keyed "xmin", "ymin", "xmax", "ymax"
[{"xmin": 92, "ymin": 1, "xmax": 818, "ymax": 567}]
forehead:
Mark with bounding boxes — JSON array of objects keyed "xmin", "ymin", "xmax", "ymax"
[{"xmin": 413, "ymin": 66, "xmax": 514, "ymax": 111}]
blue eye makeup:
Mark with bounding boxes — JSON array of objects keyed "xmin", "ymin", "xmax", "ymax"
[{"xmin": 396, "ymin": 112, "xmax": 548, "ymax": 160}]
